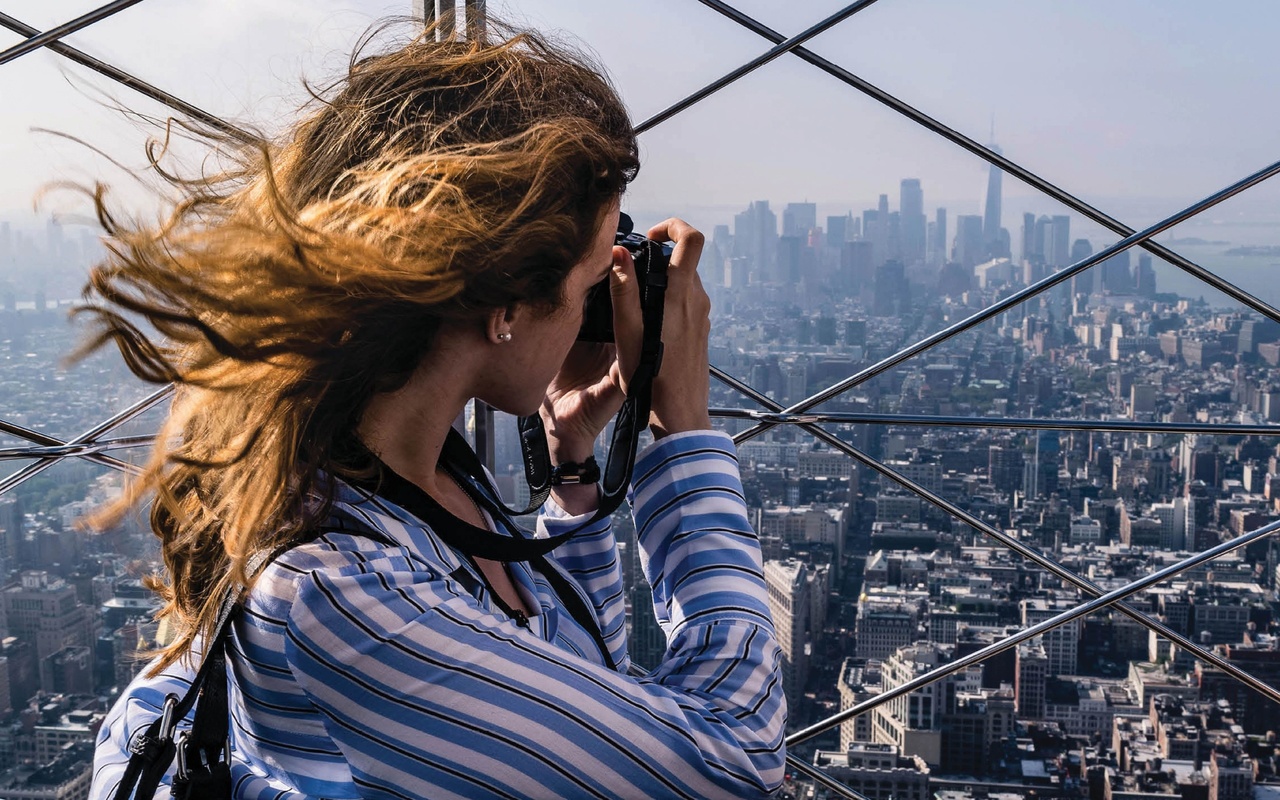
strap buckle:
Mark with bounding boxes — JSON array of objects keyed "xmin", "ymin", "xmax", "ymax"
[{"xmin": 159, "ymin": 694, "xmax": 180, "ymax": 744}]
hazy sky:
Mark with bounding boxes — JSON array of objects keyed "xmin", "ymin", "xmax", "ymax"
[{"xmin": 3, "ymin": 0, "xmax": 1279, "ymax": 244}]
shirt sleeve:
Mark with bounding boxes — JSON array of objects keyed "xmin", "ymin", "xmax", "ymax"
[
  {"xmin": 538, "ymin": 495, "xmax": 629, "ymax": 672},
  {"xmin": 282, "ymin": 430, "xmax": 785, "ymax": 799}
]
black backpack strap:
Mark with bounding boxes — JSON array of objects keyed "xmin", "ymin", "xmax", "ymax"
[
  {"xmin": 112, "ymin": 540, "xmax": 315, "ymax": 800},
  {"xmin": 113, "ymin": 590, "xmax": 238, "ymax": 800}
]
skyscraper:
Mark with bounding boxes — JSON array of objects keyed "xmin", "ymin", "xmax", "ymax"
[
  {"xmin": 1070, "ymin": 238, "xmax": 1095, "ymax": 295},
  {"xmin": 931, "ymin": 207, "xmax": 947, "ymax": 268},
  {"xmin": 982, "ymin": 143, "xmax": 1003, "ymax": 254},
  {"xmin": 733, "ymin": 200, "xmax": 778, "ymax": 282},
  {"xmin": 1021, "ymin": 212, "xmax": 1038, "ymax": 264},
  {"xmin": 1043, "ymin": 215, "xmax": 1070, "ymax": 267},
  {"xmin": 782, "ymin": 202, "xmax": 817, "ymax": 238},
  {"xmin": 764, "ymin": 558, "xmax": 812, "ymax": 706},
  {"xmin": 1101, "ymin": 250, "xmax": 1132, "ymax": 293},
  {"xmin": 900, "ymin": 179, "xmax": 926, "ymax": 264},
  {"xmin": 826, "ymin": 214, "xmax": 851, "ymax": 247},
  {"xmin": 953, "ymin": 215, "xmax": 985, "ymax": 267},
  {"xmin": 1134, "ymin": 252, "xmax": 1157, "ymax": 296},
  {"xmin": 876, "ymin": 193, "xmax": 890, "ymax": 265}
]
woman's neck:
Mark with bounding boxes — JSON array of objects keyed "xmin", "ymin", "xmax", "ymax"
[{"xmin": 356, "ymin": 347, "xmax": 474, "ymax": 495}]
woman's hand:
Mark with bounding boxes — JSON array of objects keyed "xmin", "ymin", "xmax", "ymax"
[
  {"xmin": 540, "ymin": 216, "xmax": 712, "ymax": 509},
  {"xmin": 540, "ymin": 340, "xmax": 625, "ymax": 465},
  {"xmin": 612, "ymin": 218, "xmax": 711, "ymax": 438}
]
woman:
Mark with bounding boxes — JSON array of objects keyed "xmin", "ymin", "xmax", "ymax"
[{"xmin": 89, "ymin": 22, "xmax": 785, "ymax": 799}]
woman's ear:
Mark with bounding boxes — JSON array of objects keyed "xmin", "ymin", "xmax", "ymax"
[{"xmin": 485, "ymin": 305, "xmax": 517, "ymax": 344}]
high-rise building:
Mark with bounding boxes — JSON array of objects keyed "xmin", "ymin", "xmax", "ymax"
[
  {"xmin": 1020, "ymin": 597, "xmax": 1080, "ymax": 676},
  {"xmin": 1044, "ymin": 215, "xmax": 1070, "ymax": 267},
  {"xmin": 855, "ymin": 601, "xmax": 918, "ymax": 661},
  {"xmin": 733, "ymin": 200, "xmax": 778, "ymax": 282},
  {"xmin": 777, "ymin": 234, "xmax": 804, "ymax": 284},
  {"xmin": 871, "ymin": 642, "xmax": 982, "ymax": 768},
  {"xmin": 900, "ymin": 179, "xmax": 926, "ymax": 264},
  {"xmin": 1101, "ymin": 250, "xmax": 1132, "ymax": 293},
  {"xmin": 876, "ymin": 193, "xmax": 890, "ymax": 265},
  {"xmin": 982, "ymin": 144, "xmax": 1003, "ymax": 254},
  {"xmin": 1070, "ymin": 238, "xmax": 1095, "ymax": 295},
  {"xmin": 782, "ymin": 202, "xmax": 817, "ymax": 238},
  {"xmin": 826, "ymin": 214, "xmax": 851, "ymax": 247},
  {"xmin": 764, "ymin": 559, "xmax": 812, "ymax": 706},
  {"xmin": 3, "ymin": 571, "xmax": 97, "ymax": 694},
  {"xmin": 841, "ymin": 241, "xmax": 875, "ymax": 297},
  {"xmin": 952, "ymin": 215, "xmax": 985, "ymax": 267},
  {"xmin": 1021, "ymin": 212, "xmax": 1038, "ymax": 264},
  {"xmin": 1134, "ymin": 252, "xmax": 1157, "ymax": 296},
  {"xmin": 1015, "ymin": 642, "xmax": 1048, "ymax": 719},
  {"xmin": 987, "ymin": 445, "xmax": 1024, "ymax": 495},
  {"xmin": 1028, "ymin": 215, "xmax": 1069, "ymax": 267},
  {"xmin": 873, "ymin": 260, "xmax": 909, "ymax": 316},
  {"xmin": 861, "ymin": 208, "xmax": 881, "ymax": 267},
  {"xmin": 1024, "ymin": 430, "xmax": 1060, "ymax": 498},
  {"xmin": 932, "ymin": 208, "xmax": 947, "ymax": 268}
]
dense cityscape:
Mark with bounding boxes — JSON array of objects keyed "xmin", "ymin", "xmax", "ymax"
[{"xmin": 2, "ymin": 151, "xmax": 1280, "ymax": 798}]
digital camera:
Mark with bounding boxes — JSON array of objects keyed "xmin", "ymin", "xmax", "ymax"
[{"xmin": 577, "ymin": 212, "xmax": 673, "ymax": 343}]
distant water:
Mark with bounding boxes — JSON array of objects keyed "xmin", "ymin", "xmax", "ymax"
[{"xmin": 1145, "ymin": 241, "xmax": 1280, "ymax": 309}]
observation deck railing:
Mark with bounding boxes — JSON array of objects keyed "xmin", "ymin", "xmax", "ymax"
[{"xmin": 3, "ymin": 2, "xmax": 1279, "ymax": 797}]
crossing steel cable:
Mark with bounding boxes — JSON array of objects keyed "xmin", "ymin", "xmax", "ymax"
[
  {"xmin": 694, "ymin": 0, "xmax": 1280, "ymax": 326},
  {"xmin": 713, "ymin": 367, "xmax": 1280, "ymax": 723},
  {"xmin": 0, "ymin": 419, "xmax": 139, "ymax": 474},
  {"xmin": 0, "ymin": 384, "xmax": 171, "ymax": 495},
  {"xmin": 0, "ymin": 11, "xmax": 258, "ymax": 144},
  {"xmin": 0, "ymin": 0, "xmax": 146, "ymax": 66},
  {"xmin": 634, "ymin": 0, "xmax": 882, "ymax": 134},
  {"xmin": 786, "ymin": 515, "xmax": 1280, "ymax": 748},
  {"xmin": 710, "ymin": 409, "xmax": 1280, "ymax": 437},
  {"xmin": 730, "ymin": 154, "xmax": 1280, "ymax": 447},
  {"xmin": 0, "ymin": 434, "xmax": 153, "ymax": 460}
]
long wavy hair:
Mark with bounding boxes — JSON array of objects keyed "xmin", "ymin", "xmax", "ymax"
[{"xmin": 73, "ymin": 21, "xmax": 639, "ymax": 670}]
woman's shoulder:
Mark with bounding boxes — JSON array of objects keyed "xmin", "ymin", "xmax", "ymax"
[{"xmin": 248, "ymin": 528, "xmax": 436, "ymax": 615}]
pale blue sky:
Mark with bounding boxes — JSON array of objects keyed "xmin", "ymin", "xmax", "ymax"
[{"xmin": 2, "ymin": 0, "xmax": 1278, "ymax": 244}]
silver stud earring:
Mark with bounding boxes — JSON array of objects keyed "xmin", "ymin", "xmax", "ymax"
[{"xmin": 497, "ymin": 332, "xmax": 513, "ymax": 342}]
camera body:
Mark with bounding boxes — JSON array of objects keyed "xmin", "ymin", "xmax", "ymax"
[{"xmin": 577, "ymin": 213, "xmax": 673, "ymax": 343}]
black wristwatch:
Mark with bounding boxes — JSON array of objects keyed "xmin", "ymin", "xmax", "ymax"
[{"xmin": 550, "ymin": 456, "xmax": 601, "ymax": 486}]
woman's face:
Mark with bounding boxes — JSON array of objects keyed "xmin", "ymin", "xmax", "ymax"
[{"xmin": 484, "ymin": 201, "xmax": 621, "ymax": 416}]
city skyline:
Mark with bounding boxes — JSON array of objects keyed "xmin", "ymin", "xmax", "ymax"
[{"xmin": 2, "ymin": 1, "xmax": 1279, "ymax": 245}]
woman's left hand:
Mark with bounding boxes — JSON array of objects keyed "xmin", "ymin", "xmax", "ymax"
[{"xmin": 539, "ymin": 341, "xmax": 625, "ymax": 464}]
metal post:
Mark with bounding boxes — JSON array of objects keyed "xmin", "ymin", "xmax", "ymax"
[
  {"xmin": 411, "ymin": 0, "xmax": 432, "ymax": 25},
  {"xmin": 435, "ymin": 0, "xmax": 457, "ymax": 41},
  {"xmin": 464, "ymin": 0, "xmax": 486, "ymax": 38}
]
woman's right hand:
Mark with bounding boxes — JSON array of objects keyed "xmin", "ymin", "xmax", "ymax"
[{"xmin": 611, "ymin": 217, "xmax": 712, "ymax": 438}]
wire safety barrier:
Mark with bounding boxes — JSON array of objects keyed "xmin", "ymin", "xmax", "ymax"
[{"xmin": 2, "ymin": 3, "xmax": 1279, "ymax": 798}]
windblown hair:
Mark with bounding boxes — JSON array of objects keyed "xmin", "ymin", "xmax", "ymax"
[{"xmin": 73, "ymin": 21, "xmax": 639, "ymax": 670}]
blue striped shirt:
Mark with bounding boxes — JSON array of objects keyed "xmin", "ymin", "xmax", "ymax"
[{"xmin": 92, "ymin": 430, "xmax": 786, "ymax": 798}]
